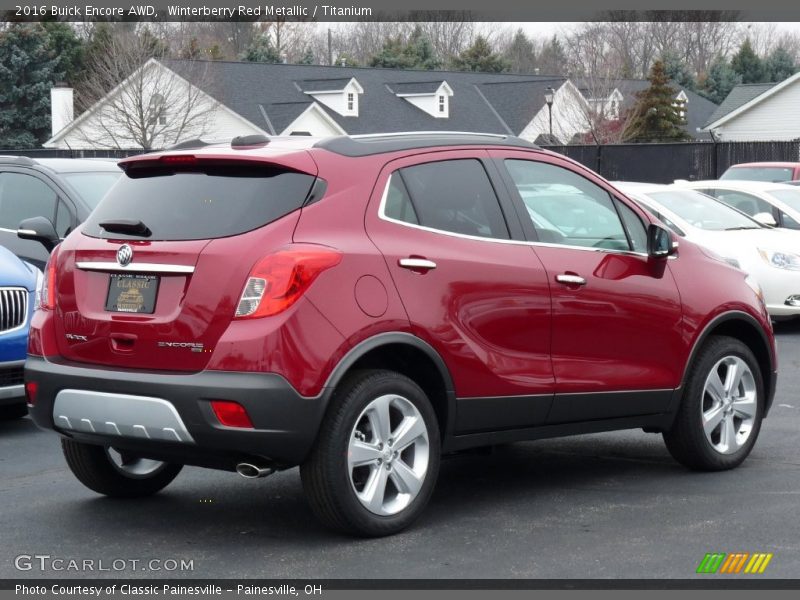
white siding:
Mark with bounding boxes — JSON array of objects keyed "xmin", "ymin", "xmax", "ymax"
[
  {"xmin": 714, "ymin": 81, "xmax": 800, "ymax": 141},
  {"xmin": 280, "ymin": 105, "xmax": 346, "ymax": 136},
  {"xmin": 519, "ymin": 83, "xmax": 590, "ymax": 144},
  {"xmin": 307, "ymin": 80, "xmax": 362, "ymax": 117},
  {"xmin": 46, "ymin": 62, "xmax": 266, "ymax": 150}
]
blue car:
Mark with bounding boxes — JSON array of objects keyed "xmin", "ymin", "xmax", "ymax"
[{"xmin": 0, "ymin": 244, "xmax": 41, "ymax": 420}]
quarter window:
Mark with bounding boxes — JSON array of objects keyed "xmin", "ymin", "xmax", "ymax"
[
  {"xmin": 387, "ymin": 159, "xmax": 509, "ymax": 240},
  {"xmin": 504, "ymin": 159, "xmax": 633, "ymax": 251},
  {"xmin": 0, "ymin": 172, "xmax": 58, "ymax": 230}
]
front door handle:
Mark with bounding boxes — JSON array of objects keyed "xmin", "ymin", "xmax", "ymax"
[
  {"xmin": 556, "ymin": 274, "xmax": 586, "ymax": 286},
  {"xmin": 399, "ymin": 258, "xmax": 437, "ymax": 272}
]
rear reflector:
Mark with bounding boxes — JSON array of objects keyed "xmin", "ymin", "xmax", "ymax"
[
  {"xmin": 210, "ymin": 400, "xmax": 254, "ymax": 429},
  {"xmin": 25, "ymin": 382, "xmax": 38, "ymax": 407}
]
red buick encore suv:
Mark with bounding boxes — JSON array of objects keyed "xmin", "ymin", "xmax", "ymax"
[{"xmin": 24, "ymin": 133, "xmax": 777, "ymax": 536}]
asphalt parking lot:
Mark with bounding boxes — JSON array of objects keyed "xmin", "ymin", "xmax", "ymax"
[{"xmin": 2, "ymin": 322, "xmax": 800, "ymax": 581}]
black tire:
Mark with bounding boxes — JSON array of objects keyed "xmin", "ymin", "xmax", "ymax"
[
  {"xmin": 0, "ymin": 403, "xmax": 28, "ymax": 420},
  {"xmin": 61, "ymin": 438, "xmax": 183, "ymax": 498},
  {"xmin": 664, "ymin": 335, "xmax": 764, "ymax": 471},
  {"xmin": 300, "ymin": 369, "xmax": 441, "ymax": 537}
]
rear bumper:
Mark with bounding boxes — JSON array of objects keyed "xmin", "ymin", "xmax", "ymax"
[{"xmin": 25, "ymin": 355, "xmax": 328, "ymax": 469}]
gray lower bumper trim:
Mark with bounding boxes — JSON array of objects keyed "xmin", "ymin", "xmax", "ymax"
[
  {"xmin": 0, "ymin": 384, "xmax": 24, "ymax": 401},
  {"xmin": 53, "ymin": 389, "xmax": 195, "ymax": 444}
]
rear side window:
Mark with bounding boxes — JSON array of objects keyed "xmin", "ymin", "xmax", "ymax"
[
  {"xmin": 391, "ymin": 159, "xmax": 509, "ymax": 240},
  {"xmin": 0, "ymin": 172, "xmax": 58, "ymax": 230},
  {"xmin": 82, "ymin": 165, "xmax": 316, "ymax": 241}
]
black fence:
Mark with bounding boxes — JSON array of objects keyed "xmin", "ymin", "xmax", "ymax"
[
  {"xmin": 0, "ymin": 148, "xmax": 141, "ymax": 159},
  {"xmin": 3, "ymin": 141, "xmax": 800, "ymax": 184},
  {"xmin": 541, "ymin": 141, "xmax": 800, "ymax": 183}
]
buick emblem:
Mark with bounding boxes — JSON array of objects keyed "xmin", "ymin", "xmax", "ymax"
[{"xmin": 117, "ymin": 244, "xmax": 133, "ymax": 267}]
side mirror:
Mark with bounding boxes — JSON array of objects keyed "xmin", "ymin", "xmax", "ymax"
[
  {"xmin": 17, "ymin": 216, "xmax": 60, "ymax": 252},
  {"xmin": 753, "ymin": 212, "xmax": 778, "ymax": 227},
  {"xmin": 647, "ymin": 224, "xmax": 677, "ymax": 259}
]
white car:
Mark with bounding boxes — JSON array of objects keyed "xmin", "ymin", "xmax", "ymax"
[
  {"xmin": 616, "ymin": 182, "xmax": 800, "ymax": 318},
  {"xmin": 673, "ymin": 179, "xmax": 800, "ymax": 231}
]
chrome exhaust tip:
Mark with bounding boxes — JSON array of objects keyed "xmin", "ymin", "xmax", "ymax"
[{"xmin": 236, "ymin": 463, "xmax": 275, "ymax": 479}]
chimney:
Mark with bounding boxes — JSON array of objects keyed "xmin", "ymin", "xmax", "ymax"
[{"xmin": 51, "ymin": 83, "xmax": 74, "ymax": 138}]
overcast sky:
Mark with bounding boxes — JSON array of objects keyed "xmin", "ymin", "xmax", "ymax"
[{"xmin": 517, "ymin": 21, "xmax": 800, "ymax": 38}]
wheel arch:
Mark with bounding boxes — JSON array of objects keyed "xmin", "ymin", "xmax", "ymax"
[
  {"xmin": 322, "ymin": 333, "xmax": 456, "ymax": 440},
  {"xmin": 682, "ymin": 311, "xmax": 776, "ymax": 415}
]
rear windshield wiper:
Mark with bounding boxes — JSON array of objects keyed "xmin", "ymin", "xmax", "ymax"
[{"xmin": 98, "ymin": 219, "xmax": 152, "ymax": 237}]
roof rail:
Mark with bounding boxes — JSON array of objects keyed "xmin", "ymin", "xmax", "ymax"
[
  {"xmin": 0, "ymin": 155, "xmax": 36, "ymax": 166},
  {"xmin": 314, "ymin": 132, "xmax": 539, "ymax": 157}
]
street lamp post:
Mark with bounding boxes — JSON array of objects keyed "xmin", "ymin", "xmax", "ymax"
[{"xmin": 544, "ymin": 87, "xmax": 555, "ymax": 142}]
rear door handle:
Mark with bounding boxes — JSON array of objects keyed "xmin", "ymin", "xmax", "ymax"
[
  {"xmin": 399, "ymin": 258, "xmax": 437, "ymax": 271},
  {"xmin": 556, "ymin": 274, "xmax": 586, "ymax": 286}
]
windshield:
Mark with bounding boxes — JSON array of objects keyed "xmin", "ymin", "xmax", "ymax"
[
  {"xmin": 62, "ymin": 172, "xmax": 122, "ymax": 209},
  {"xmin": 767, "ymin": 189, "xmax": 800, "ymax": 212},
  {"xmin": 720, "ymin": 166, "xmax": 794, "ymax": 182},
  {"xmin": 647, "ymin": 189, "xmax": 760, "ymax": 231}
]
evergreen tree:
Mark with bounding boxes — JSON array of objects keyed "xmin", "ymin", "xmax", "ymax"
[
  {"xmin": 537, "ymin": 35, "xmax": 568, "ymax": 75},
  {"xmin": 450, "ymin": 35, "xmax": 508, "ymax": 73},
  {"xmin": 298, "ymin": 48, "xmax": 315, "ymax": 65},
  {"xmin": 241, "ymin": 34, "xmax": 281, "ymax": 63},
  {"xmin": 765, "ymin": 46, "xmax": 797, "ymax": 82},
  {"xmin": 369, "ymin": 26, "xmax": 440, "ymax": 70},
  {"xmin": 504, "ymin": 28, "xmax": 537, "ymax": 74},
  {"xmin": 624, "ymin": 60, "xmax": 691, "ymax": 143},
  {"xmin": 0, "ymin": 23, "xmax": 62, "ymax": 148},
  {"xmin": 700, "ymin": 57, "xmax": 742, "ymax": 104},
  {"xmin": 662, "ymin": 50, "xmax": 696, "ymax": 92},
  {"xmin": 41, "ymin": 22, "xmax": 84, "ymax": 85},
  {"xmin": 731, "ymin": 39, "xmax": 766, "ymax": 83}
]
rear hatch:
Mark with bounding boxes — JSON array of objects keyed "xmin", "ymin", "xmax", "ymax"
[{"xmin": 53, "ymin": 152, "xmax": 318, "ymax": 371}]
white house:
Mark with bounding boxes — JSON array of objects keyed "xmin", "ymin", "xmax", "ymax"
[
  {"xmin": 44, "ymin": 60, "xmax": 718, "ymax": 150},
  {"xmin": 703, "ymin": 72, "xmax": 800, "ymax": 141}
]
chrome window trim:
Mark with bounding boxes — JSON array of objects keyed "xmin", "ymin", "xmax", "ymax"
[
  {"xmin": 75, "ymin": 262, "xmax": 195, "ymax": 274},
  {"xmin": 377, "ymin": 175, "xmax": 652, "ymax": 259}
]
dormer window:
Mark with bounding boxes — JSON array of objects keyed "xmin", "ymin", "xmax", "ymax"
[
  {"xmin": 394, "ymin": 81, "xmax": 453, "ymax": 118},
  {"xmin": 300, "ymin": 77, "xmax": 363, "ymax": 117}
]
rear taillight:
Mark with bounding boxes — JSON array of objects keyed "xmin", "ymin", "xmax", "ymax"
[
  {"xmin": 25, "ymin": 382, "xmax": 38, "ymax": 407},
  {"xmin": 234, "ymin": 244, "xmax": 341, "ymax": 319},
  {"xmin": 210, "ymin": 400, "xmax": 253, "ymax": 428},
  {"xmin": 38, "ymin": 245, "xmax": 60, "ymax": 311}
]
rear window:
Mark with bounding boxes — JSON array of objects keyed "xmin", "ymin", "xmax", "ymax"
[
  {"xmin": 720, "ymin": 166, "xmax": 794, "ymax": 182},
  {"xmin": 82, "ymin": 165, "xmax": 316, "ymax": 241}
]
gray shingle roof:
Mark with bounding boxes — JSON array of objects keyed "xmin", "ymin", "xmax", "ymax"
[
  {"xmin": 391, "ymin": 81, "xmax": 445, "ymax": 94},
  {"xmin": 298, "ymin": 78, "xmax": 353, "ymax": 92},
  {"xmin": 161, "ymin": 60, "xmax": 717, "ymax": 141},
  {"xmin": 703, "ymin": 83, "xmax": 777, "ymax": 127},
  {"xmin": 478, "ymin": 78, "xmax": 566, "ymax": 135}
]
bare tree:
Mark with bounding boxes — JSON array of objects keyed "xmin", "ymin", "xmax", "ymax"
[{"xmin": 74, "ymin": 34, "xmax": 216, "ymax": 150}]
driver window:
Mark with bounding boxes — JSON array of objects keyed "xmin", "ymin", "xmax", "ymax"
[{"xmin": 504, "ymin": 159, "xmax": 631, "ymax": 251}]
